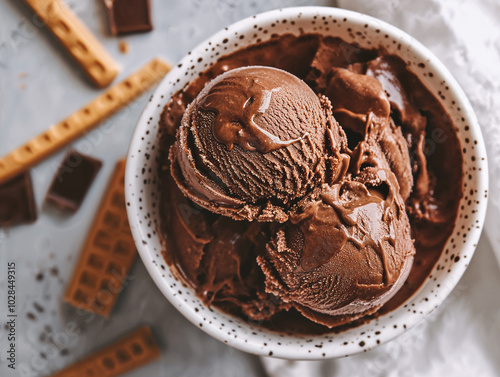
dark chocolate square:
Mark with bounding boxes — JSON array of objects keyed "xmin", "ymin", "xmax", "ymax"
[
  {"xmin": 46, "ymin": 150, "xmax": 102, "ymax": 212},
  {"xmin": 0, "ymin": 172, "xmax": 37, "ymax": 227},
  {"xmin": 104, "ymin": 0, "xmax": 153, "ymax": 35}
]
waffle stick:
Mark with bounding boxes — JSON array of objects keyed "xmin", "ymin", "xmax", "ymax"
[
  {"xmin": 65, "ymin": 159, "xmax": 136, "ymax": 317},
  {"xmin": 0, "ymin": 58, "xmax": 171, "ymax": 185},
  {"xmin": 24, "ymin": 0, "xmax": 120, "ymax": 88},
  {"xmin": 49, "ymin": 326, "xmax": 160, "ymax": 377}
]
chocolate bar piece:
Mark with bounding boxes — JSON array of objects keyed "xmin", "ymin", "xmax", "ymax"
[
  {"xmin": 0, "ymin": 172, "xmax": 37, "ymax": 227},
  {"xmin": 104, "ymin": 0, "xmax": 153, "ymax": 35},
  {"xmin": 46, "ymin": 151, "xmax": 102, "ymax": 212}
]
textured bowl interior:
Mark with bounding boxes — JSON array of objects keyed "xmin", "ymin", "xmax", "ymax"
[{"xmin": 125, "ymin": 6, "xmax": 488, "ymax": 360}]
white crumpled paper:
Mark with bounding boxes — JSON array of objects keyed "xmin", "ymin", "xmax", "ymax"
[{"xmin": 261, "ymin": 0, "xmax": 500, "ymax": 376}]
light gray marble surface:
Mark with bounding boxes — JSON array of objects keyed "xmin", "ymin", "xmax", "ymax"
[
  {"xmin": 2, "ymin": 1, "xmax": 500, "ymax": 377},
  {"xmin": 0, "ymin": 1, "xmax": 334, "ymax": 376}
]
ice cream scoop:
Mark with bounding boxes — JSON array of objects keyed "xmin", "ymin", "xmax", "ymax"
[
  {"xmin": 258, "ymin": 165, "xmax": 415, "ymax": 327},
  {"xmin": 170, "ymin": 66, "xmax": 347, "ymax": 222}
]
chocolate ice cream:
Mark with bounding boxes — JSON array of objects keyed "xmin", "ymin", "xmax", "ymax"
[
  {"xmin": 158, "ymin": 33, "xmax": 462, "ymax": 334},
  {"xmin": 171, "ymin": 66, "xmax": 346, "ymax": 222},
  {"xmin": 260, "ymin": 168, "xmax": 414, "ymax": 327}
]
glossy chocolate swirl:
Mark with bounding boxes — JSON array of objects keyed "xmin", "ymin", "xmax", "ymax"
[{"xmin": 198, "ymin": 71, "xmax": 306, "ymax": 153}]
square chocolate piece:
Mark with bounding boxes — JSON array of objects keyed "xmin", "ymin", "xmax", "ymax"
[
  {"xmin": 46, "ymin": 151, "xmax": 103, "ymax": 212},
  {"xmin": 104, "ymin": 0, "xmax": 153, "ymax": 35},
  {"xmin": 0, "ymin": 172, "xmax": 37, "ymax": 227}
]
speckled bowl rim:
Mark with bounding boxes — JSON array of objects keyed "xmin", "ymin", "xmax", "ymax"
[{"xmin": 125, "ymin": 6, "xmax": 488, "ymax": 360}]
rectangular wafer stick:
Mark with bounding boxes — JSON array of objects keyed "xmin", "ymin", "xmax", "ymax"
[
  {"xmin": 0, "ymin": 58, "xmax": 171, "ymax": 185},
  {"xmin": 49, "ymin": 326, "xmax": 160, "ymax": 377},
  {"xmin": 65, "ymin": 159, "xmax": 136, "ymax": 317},
  {"xmin": 24, "ymin": 0, "xmax": 120, "ymax": 88}
]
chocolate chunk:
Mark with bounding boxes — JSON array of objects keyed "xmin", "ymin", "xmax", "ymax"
[
  {"xmin": 46, "ymin": 151, "xmax": 102, "ymax": 212},
  {"xmin": 103, "ymin": 0, "xmax": 153, "ymax": 35},
  {"xmin": 0, "ymin": 172, "xmax": 37, "ymax": 226}
]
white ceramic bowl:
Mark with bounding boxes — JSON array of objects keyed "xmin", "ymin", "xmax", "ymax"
[{"xmin": 125, "ymin": 7, "xmax": 488, "ymax": 359}]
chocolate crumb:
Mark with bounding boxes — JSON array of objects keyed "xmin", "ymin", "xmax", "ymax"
[
  {"xmin": 34, "ymin": 302, "xmax": 44, "ymax": 313},
  {"xmin": 119, "ymin": 41, "xmax": 129, "ymax": 54},
  {"xmin": 49, "ymin": 267, "xmax": 59, "ymax": 277}
]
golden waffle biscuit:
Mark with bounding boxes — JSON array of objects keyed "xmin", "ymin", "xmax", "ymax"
[
  {"xmin": 24, "ymin": 0, "xmax": 120, "ymax": 87},
  {"xmin": 50, "ymin": 326, "xmax": 160, "ymax": 377},
  {"xmin": 0, "ymin": 58, "xmax": 171, "ymax": 185},
  {"xmin": 65, "ymin": 159, "xmax": 136, "ymax": 317}
]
